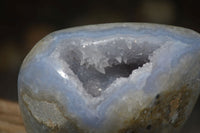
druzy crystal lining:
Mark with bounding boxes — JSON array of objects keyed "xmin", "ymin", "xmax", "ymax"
[{"xmin": 58, "ymin": 36, "xmax": 158, "ymax": 97}]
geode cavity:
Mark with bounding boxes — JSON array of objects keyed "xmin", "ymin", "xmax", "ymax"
[{"xmin": 18, "ymin": 23, "xmax": 200, "ymax": 133}]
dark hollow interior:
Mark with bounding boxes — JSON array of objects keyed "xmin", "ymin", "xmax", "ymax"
[{"xmin": 62, "ymin": 49, "xmax": 150, "ymax": 97}]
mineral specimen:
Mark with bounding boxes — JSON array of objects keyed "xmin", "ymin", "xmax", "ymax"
[{"xmin": 18, "ymin": 23, "xmax": 200, "ymax": 133}]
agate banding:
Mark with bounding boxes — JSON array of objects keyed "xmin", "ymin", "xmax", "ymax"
[{"xmin": 18, "ymin": 23, "xmax": 200, "ymax": 133}]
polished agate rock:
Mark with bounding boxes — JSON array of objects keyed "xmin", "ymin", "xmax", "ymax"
[{"xmin": 18, "ymin": 23, "xmax": 200, "ymax": 133}]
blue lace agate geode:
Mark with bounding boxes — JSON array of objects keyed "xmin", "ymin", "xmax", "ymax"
[{"xmin": 18, "ymin": 23, "xmax": 200, "ymax": 133}]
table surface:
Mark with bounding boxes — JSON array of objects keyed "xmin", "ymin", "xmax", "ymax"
[{"xmin": 0, "ymin": 99, "xmax": 26, "ymax": 133}]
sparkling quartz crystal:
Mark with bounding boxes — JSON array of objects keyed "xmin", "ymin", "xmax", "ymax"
[{"xmin": 18, "ymin": 23, "xmax": 200, "ymax": 133}]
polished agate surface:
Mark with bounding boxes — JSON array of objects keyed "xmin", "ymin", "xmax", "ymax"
[{"xmin": 18, "ymin": 23, "xmax": 200, "ymax": 133}]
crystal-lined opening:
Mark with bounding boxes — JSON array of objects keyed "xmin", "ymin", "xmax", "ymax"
[{"xmin": 60, "ymin": 38, "xmax": 159, "ymax": 97}]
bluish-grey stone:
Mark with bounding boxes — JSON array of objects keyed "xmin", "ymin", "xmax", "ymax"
[{"xmin": 18, "ymin": 23, "xmax": 200, "ymax": 133}]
